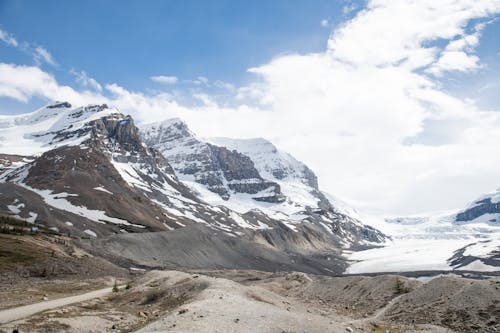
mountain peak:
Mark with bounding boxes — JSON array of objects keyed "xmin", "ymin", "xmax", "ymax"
[
  {"xmin": 0, "ymin": 103, "xmax": 121, "ymax": 156},
  {"xmin": 142, "ymin": 117, "xmax": 194, "ymax": 142},
  {"xmin": 46, "ymin": 101, "xmax": 72, "ymax": 109}
]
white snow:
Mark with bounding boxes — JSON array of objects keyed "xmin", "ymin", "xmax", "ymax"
[
  {"xmin": 130, "ymin": 267, "xmax": 146, "ymax": 272},
  {"xmin": 140, "ymin": 119, "xmax": 377, "ymax": 238},
  {"xmin": 65, "ymin": 221, "xmax": 73, "ymax": 226},
  {"xmin": 0, "ymin": 103, "xmax": 121, "ymax": 156},
  {"xmin": 229, "ymin": 211, "xmax": 270, "ymax": 230},
  {"xmin": 464, "ymin": 187, "xmax": 500, "ymax": 208},
  {"xmin": 7, "ymin": 201, "xmax": 24, "ymax": 214},
  {"xmin": 83, "ymin": 229, "xmax": 97, "ymax": 237},
  {"xmin": 162, "ymin": 222, "xmax": 174, "ymax": 231},
  {"xmin": 93, "ymin": 186, "xmax": 113, "ymax": 195},
  {"xmin": 457, "ymin": 260, "xmax": 498, "ymax": 272},
  {"xmin": 345, "ymin": 239, "xmax": 474, "ymax": 273},
  {"xmin": 20, "ymin": 183, "xmax": 144, "ymax": 227},
  {"xmin": 111, "ymin": 160, "xmax": 152, "ymax": 192},
  {"xmin": 462, "ymin": 239, "xmax": 500, "ymax": 258},
  {"xmin": 25, "ymin": 212, "xmax": 37, "ymax": 223},
  {"xmin": 345, "ymin": 208, "xmax": 500, "ymax": 273}
]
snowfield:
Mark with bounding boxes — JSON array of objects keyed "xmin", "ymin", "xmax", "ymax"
[
  {"xmin": 345, "ymin": 239, "xmax": 474, "ymax": 273},
  {"xmin": 345, "ymin": 210, "xmax": 500, "ymax": 273}
]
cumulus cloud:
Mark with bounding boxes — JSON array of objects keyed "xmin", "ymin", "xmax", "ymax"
[
  {"xmin": 321, "ymin": 19, "xmax": 330, "ymax": 27},
  {"xmin": 150, "ymin": 75, "xmax": 178, "ymax": 84},
  {"xmin": 1, "ymin": 0, "xmax": 500, "ymax": 216},
  {"xmin": 328, "ymin": 0, "xmax": 500, "ymax": 68},
  {"xmin": 427, "ymin": 22, "xmax": 486, "ymax": 76},
  {"xmin": 0, "ymin": 63, "xmax": 102, "ymax": 104}
]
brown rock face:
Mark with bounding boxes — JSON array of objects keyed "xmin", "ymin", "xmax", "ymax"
[{"xmin": 141, "ymin": 119, "xmax": 285, "ymax": 202}]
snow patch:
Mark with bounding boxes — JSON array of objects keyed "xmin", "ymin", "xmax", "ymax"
[
  {"xmin": 457, "ymin": 260, "xmax": 498, "ymax": 272},
  {"xmin": 93, "ymin": 186, "xmax": 113, "ymax": 195},
  {"xmin": 20, "ymin": 183, "xmax": 144, "ymax": 228},
  {"xmin": 83, "ymin": 229, "xmax": 97, "ymax": 237},
  {"xmin": 462, "ymin": 239, "xmax": 500, "ymax": 258},
  {"xmin": 7, "ymin": 201, "xmax": 24, "ymax": 214}
]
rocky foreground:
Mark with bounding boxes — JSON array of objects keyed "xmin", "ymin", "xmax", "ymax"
[
  {"xmin": 1, "ymin": 268, "xmax": 499, "ymax": 333},
  {"xmin": 0, "ymin": 230, "xmax": 499, "ymax": 333}
]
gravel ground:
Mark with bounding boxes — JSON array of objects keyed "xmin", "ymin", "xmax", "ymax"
[{"xmin": 1, "ymin": 270, "xmax": 498, "ymax": 333}]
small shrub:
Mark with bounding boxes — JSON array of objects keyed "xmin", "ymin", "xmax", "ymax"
[
  {"xmin": 112, "ymin": 280, "xmax": 119, "ymax": 293},
  {"xmin": 125, "ymin": 281, "xmax": 132, "ymax": 290},
  {"xmin": 394, "ymin": 278, "xmax": 409, "ymax": 294}
]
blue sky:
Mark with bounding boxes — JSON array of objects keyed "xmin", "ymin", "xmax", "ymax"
[
  {"xmin": 1, "ymin": 1, "xmax": 500, "ymax": 215},
  {"xmin": 0, "ymin": 0, "xmax": 357, "ymax": 112}
]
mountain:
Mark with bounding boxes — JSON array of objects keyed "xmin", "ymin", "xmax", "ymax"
[
  {"xmin": 447, "ymin": 188, "xmax": 500, "ymax": 270},
  {"xmin": 448, "ymin": 238, "xmax": 500, "ymax": 271},
  {"xmin": 345, "ymin": 187, "xmax": 500, "ymax": 274},
  {"xmin": 455, "ymin": 187, "xmax": 500, "ymax": 224},
  {"xmin": 141, "ymin": 118, "xmax": 385, "ymax": 246},
  {"xmin": 140, "ymin": 119, "xmax": 285, "ymax": 203},
  {"xmin": 0, "ymin": 102, "xmax": 387, "ymax": 275}
]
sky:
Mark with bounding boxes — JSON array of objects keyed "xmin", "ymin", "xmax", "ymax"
[{"xmin": 1, "ymin": 0, "xmax": 500, "ymax": 216}]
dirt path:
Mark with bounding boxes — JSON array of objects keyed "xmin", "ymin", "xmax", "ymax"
[
  {"xmin": 134, "ymin": 271, "xmax": 351, "ymax": 333},
  {"xmin": 348, "ymin": 292, "xmax": 407, "ymax": 326},
  {"xmin": 0, "ymin": 287, "xmax": 113, "ymax": 324}
]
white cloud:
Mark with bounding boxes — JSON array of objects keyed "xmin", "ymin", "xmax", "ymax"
[
  {"xmin": 0, "ymin": 63, "xmax": 103, "ymax": 105},
  {"xmin": 1, "ymin": 0, "xmax": 500, "ymax": 216},
  {"xmin": 321, "ymin": 19, "xmax": 330, "ymax": 27},
  {"xmin": 328, "ymin": 1, "xmax": 500, "ymax": 68},
  {"xmin": 0, "ymin": 29, "xmax": 18, "ymax": 47},
  {"xmin": 150, "ymin": 75, "xmax": 178, "ymax": 84},
  {"xmin": 0, "ymin": 28, "xmax": 55, "ymax": 66},
  {"xmin": 427, "ymin": 51, "xmax": 480, "ymax": 76},
  {"xmin": 213, "ymin": 80, "xmax": 235, "ymax": 91},
  {"xmin": 33, "ymin": 46, "xmax": 55, "ymax": 66},
  {"xmin": 427, "ymin": 22, "xmax": 486, "ymax": 76},
  {"xmin": 185, "ymin": 76, "xmax": 209, "ymax": 85},
  {"xmin": 70, "ymin": 70, "xmax": 103, "ymax": 92}
]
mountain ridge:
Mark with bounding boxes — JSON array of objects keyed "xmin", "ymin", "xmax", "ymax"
[{"xmin": 0, "ymin": 102, "xmax": 387, "ymax": 275}]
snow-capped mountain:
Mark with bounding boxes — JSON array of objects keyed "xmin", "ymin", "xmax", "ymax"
[
  {"xmin": 455, "ymin": 187, "xmax": 500, "ymax": 224},
  {"xmin": 0, "ymin": 102, "xmax": 116, "ymax": 155},
  {"xmin": 345, "ymin": 189, "xmax": 500, "ymax": 274},
  {"xmin": 0, "ymin": 102, "xmax": 387, "ymax": 275},
  {"xmin": 141, "ymin": 118, "xmax": 385, "ymax": 245},
  {"xmin": 447, "ymin": 188, "xmax": 500, "ymax": 271},
  {"xmin": 140, "ymin": 119, "xmax": 285, "ymax": 203}
]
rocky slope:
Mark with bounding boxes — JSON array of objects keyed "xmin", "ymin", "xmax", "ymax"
[
  {"xmin": 455, "ymin": 188, "xmax": 500, "ymax": 224},
  {"xmin": 141, "ymin": 119, "xmax": 285, "ymax": 203},
  {"xmin": 141, "ymin": 118, "xmax": 385, "ymax": 246},
  {"xmin": 446, "ymin": 188, "xmax": 500, "ymax": 270},
  {"xmin": 0, "ymin": 102, "xmax": 387, "ymax": 274}
]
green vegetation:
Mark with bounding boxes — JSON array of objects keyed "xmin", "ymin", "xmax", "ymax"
[
  {"xmin": 394, "ymin": 278, "xmax": 409, "ymax": 294},
  {"xmin": 0, "ymin": 215, "xmax": 58, "ymax": 235},
  {"xmin": 112, "ymin": 280, "xmax": 119, "ymax": 292}
]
